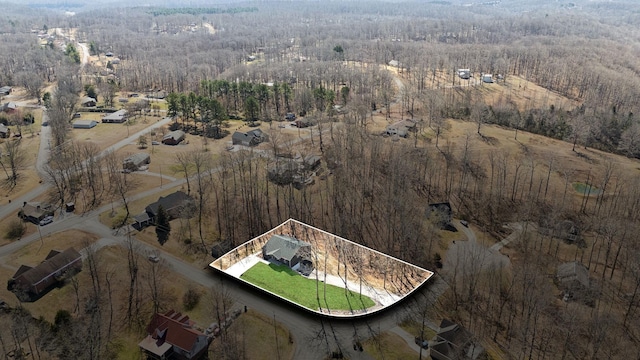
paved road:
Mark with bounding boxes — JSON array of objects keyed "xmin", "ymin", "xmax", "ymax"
[{"xmin": 0, "ymin": 103, "xmax": 448, "ymax": 358}]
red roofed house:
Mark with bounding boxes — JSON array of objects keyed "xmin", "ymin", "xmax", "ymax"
[{"xmin": 139, "ymin": 310, "xmax": 211, "ymax": 360}]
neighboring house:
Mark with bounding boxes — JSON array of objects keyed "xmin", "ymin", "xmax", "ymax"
[
  {"xmin": 141, "ymin": 191, "xmax": 195, "ymax": 225},
  {"xmin": 427, "ymin": 202, "xmax": 454, "ymax": 229},
  {"xmin": 294, "ymin": 118, "xmax": 316, "ymax": 128},
  {"xmin": 105, "ymin": 51, "xmax": 114, "ymax": 57},
  {"xmin": 0, "ymin": 86, "xmax": 12, "ymax": 96},
  {"xmin": 123, "ymin": 153, "xmax": 150, "ymax": 172},
  {"xmin": 430, "ymin": 319, "xmax": 485, "ymax": 360},
  {"xmin": 231, "ymin": 129, "xmax": 267, "ymax": 146},
  {"xmin": 0, "ymin": 124, "xmax": 9, "ymax": 138},
  {"xmin": 1, "ymin": 102, "xmax": 18, "ymax": 113},
  {"xmin": 102, "ymin": 109, "xmax": 128, "ymax": 123},
  {"xmin": 18, "ymin": 202, "xmax": 54, "ymax": 224},
  {"xmin": 303, "ymin": 154, "xmax": 321, "ymax": 171},
  {"xmin": 81, "ymin": 97, "xmax": 97, "ymax": 107},
  {"xmin": 72, "ymin": 119, "xmax": 98, "ymax": 129},
  {"xmin": 111, "ymin": 57, "xmax": 121, "ymax": 65},
  {"xmin": 262, "ymin": 234, "xmax": 313, "ymax": 272},
  {"xmin": 385, "ymin": 119, "xmax": 417, "ymax": 138},
  {"xmin": 162, "ymin": 130, "xmax": 186, "ymax": 145},
  {"xmin": 139, "ymin": 310, "xmax": 211, "ymax": 360},
  {"xmin": 267, "ymin": 160, "xmax": 302, "ymax": 185},
  {"xmin": 557, "ymin": 261, "xmax": 590, "ymax": 296},
  {"xmin": 538, "ymin": 219, "xmax": 581, "ymax": 243},
  {"xmin": 7, "ymin": 248, "xmax": 82, "ymax": 302}
]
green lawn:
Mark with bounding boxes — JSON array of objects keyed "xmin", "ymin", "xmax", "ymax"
[{"xmin": 241, "ymin": 262, "xmax": 376, "ymax": 311}]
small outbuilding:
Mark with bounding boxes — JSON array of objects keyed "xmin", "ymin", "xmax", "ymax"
[
  {"xmin": 123, "ymin": 153, "xmax": 150, "ymax": 172},
  {"xmin": 72, "ymin": 119, "xmax": 98, "ymax": 129},
  {"xmin": 162, "ymin": 130, "xmax": 186, "ymax": 145},
  {"xmin": 482, "ymin": 74, "xmax": 493, "ymax": 83}
]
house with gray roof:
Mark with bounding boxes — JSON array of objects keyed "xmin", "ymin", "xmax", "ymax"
[
  {"xmin": 232, "ymin": 129, "xmax": 267, "ymax": 146},
  {"xmin": 162, "ymin": 130, "xmax": 186, "ymax": 145},
  {"xmin": 123, "ymin": 153, "xmax": 150, "ymax": 172},
  {"xmin": 430, "ymin": 319, "xmax": 484, "ymax": 360},
  {"xmin": 102, "ymin": 109, "xmax": 127, "ymax": 123},
  {"xmin": 81, "ymin": 97, "xmax": 97, "ymax": 107},
  {"xmin": 8, "ymin": 248, "xmax": 82, "ymax": 301},
  {"xmin": 557, "ymin": 261, "xmax": 592, "ymax": 302},
  {"xmin": 262, "ymin": 234, "xmax": 313, "ymax": 272}
]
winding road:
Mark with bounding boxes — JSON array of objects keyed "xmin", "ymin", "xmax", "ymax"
[{"xmin": 0, "ymin": 111, "xmax": 446, "ymax": 359}]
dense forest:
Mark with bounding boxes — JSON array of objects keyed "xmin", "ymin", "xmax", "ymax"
[{"xmin": 1, "ymin": 0, "xmax": 640, "ymax": 359}]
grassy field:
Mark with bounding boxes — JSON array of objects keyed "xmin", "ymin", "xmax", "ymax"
[
  {"xmin": 241, "ymin": 262, "xmax": 375, "ymax": 311},
  {"xmin": 208, "ymin": 309, "xmax": 295, "ymax": 360}
]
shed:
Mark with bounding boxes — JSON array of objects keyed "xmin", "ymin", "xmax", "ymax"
[
  {"xmin": 482, "ymin": 74, "xmax": 493, "ymax": 83},
  {"xmin": 162, "ymin": 130, "xmax": 186, "ymax": 145},
  {"xmin": 72, "ymin": 119, "xmax": 98, "ymax": 129},
  {"xmin": 102, "ymin": 109, "xmax": 127, "ymax": 123},
  {"xmin": 123, "ymin": 153, "xmax": 150, "ymax": 171}
]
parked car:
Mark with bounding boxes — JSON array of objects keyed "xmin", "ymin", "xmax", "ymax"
[
  {"xmin": 73, "ymin": 112, "xmax": 81, "ymax": 118},
  {"xmin": 460, "ymin": 220, "xmax": 469, "ymax": 227},
  {"xmin": 148, "ymin": 255, "xmax": 160, "ymax": 263},
  {"xmin": 151, "ymin": 141, "xmax": 160, "ymax": 145},
  {"xmin": 285, "ymin": 113, "xmax": 296, "ymax": 121},
  {"xmin": 39, "ymin": 216, "xmax": 54, "ymax": 226},
  {"xmin": 414, "ymin": 337, "xmax": 429, "ymax": 349}
]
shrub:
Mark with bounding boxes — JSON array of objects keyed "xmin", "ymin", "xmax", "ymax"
[
  {"xmin": 183, "ymin": 288, "xmax": 201, "ymax": 311},
  {"xmin": 5, "ymin": 219, "xmax": 25, "ymax": 240}
]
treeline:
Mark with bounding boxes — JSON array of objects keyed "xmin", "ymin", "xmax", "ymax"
[{"xmin": 146, "ymin": 7, "xmax": 259, "ymax": 17}]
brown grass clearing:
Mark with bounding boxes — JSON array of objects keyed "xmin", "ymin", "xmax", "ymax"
[
  {"xmin": 1, "ymin": 109, "xmax": 44, "ymax": 202},
  {"xmin": 209, "ymin": 309, "xmax": 295, "ymax": 360},
  {"xmin": 0, "ymin": 212, "xmax": 38, "ymax": 247},
  {"xmin": 363, "ymin": 331, "xmax": 423, "ymax": 360},
  {"xmin": 4, "ymin": 229, "xmax": 98, "ymax": 269}
]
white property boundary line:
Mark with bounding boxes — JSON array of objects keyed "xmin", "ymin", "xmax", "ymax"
[{"xmin": 209, "ymin": 218, "xmax": 435, "ymax": 318}]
